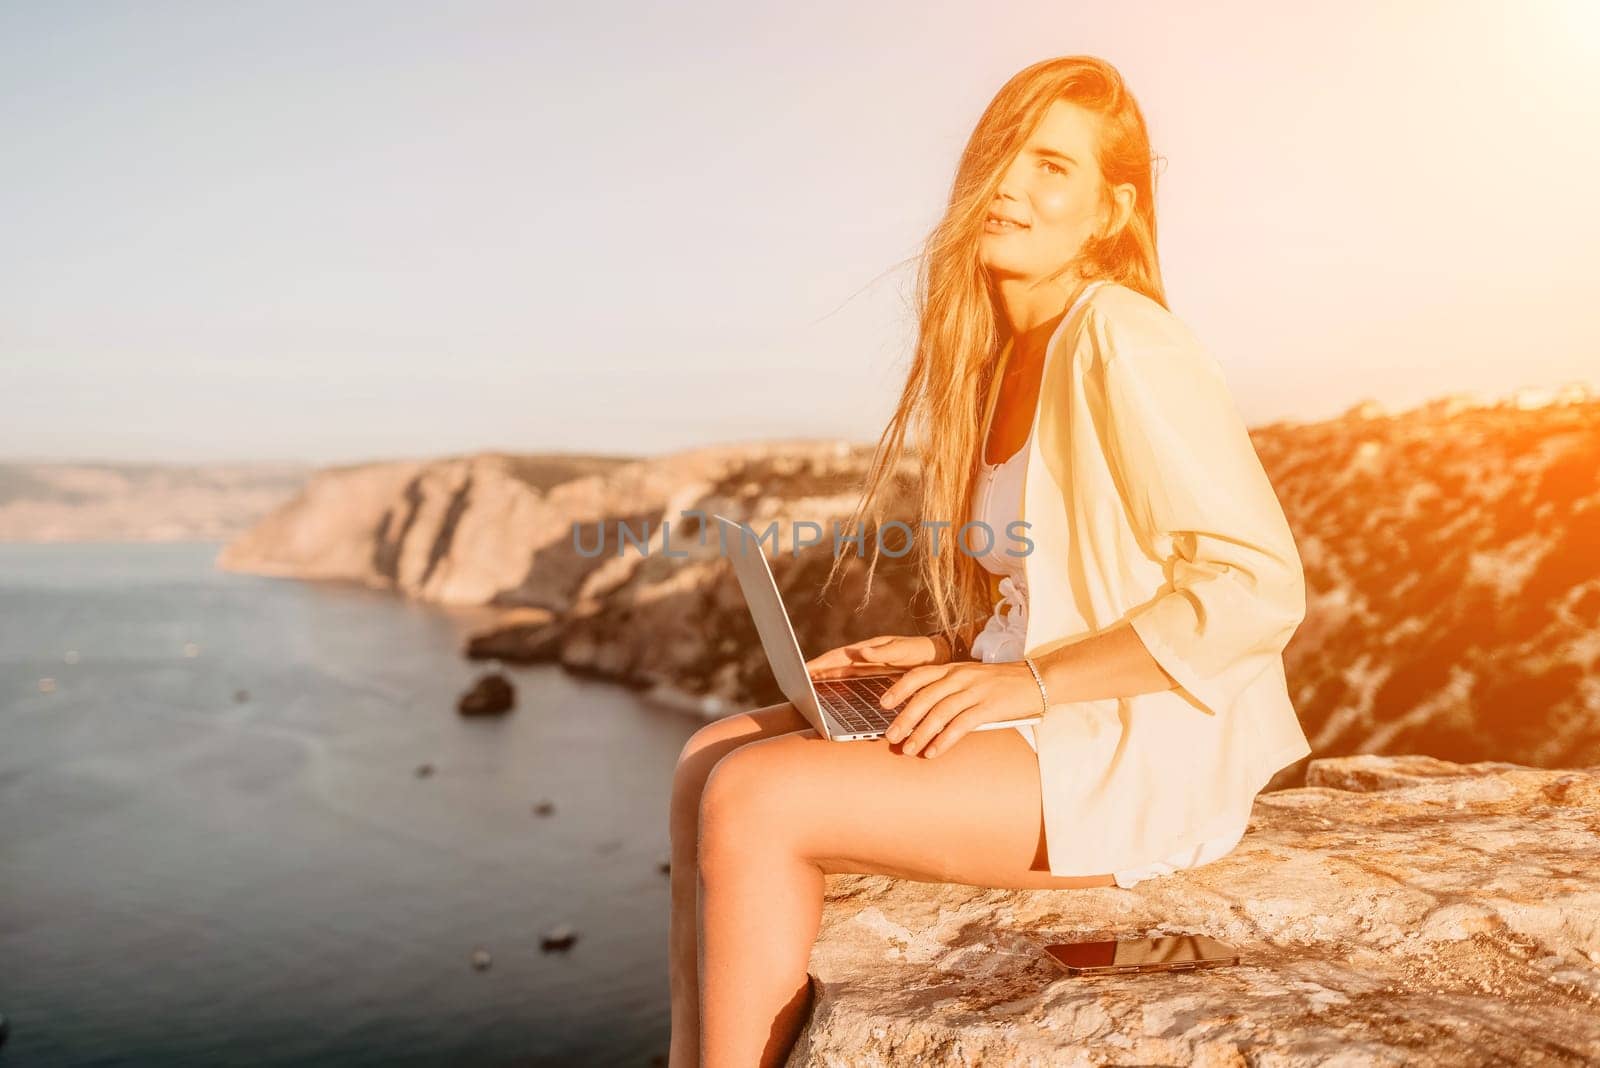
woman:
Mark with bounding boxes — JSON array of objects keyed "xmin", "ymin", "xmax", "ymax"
[{"xmin": 668, "ymin": 55, "xmax": 1313, "ymax": 1067}]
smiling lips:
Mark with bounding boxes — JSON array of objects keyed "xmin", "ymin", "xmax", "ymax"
[{"xmin": 985, "ymin": 214, "xmax": 1029, "ymax": 231}]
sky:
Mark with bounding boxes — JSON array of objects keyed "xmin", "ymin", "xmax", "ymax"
[{"xmin": 3, "ymin": 0, "xmax": 1597, "ymax": 465}]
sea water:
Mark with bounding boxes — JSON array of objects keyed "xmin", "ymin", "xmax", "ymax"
[{"xmin": 0, "ymin": 542, "xmax": 695, "ymax": 1066}]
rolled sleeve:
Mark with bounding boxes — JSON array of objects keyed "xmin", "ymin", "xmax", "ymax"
[{"xmin": 1089, "ymin": 300, "xmax": 1307, "ymax": 718}]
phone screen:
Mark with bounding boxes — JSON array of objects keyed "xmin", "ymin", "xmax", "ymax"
[{"xmin": 1044, "ymin": 934, "xmax": 1239, "ymax": 976}]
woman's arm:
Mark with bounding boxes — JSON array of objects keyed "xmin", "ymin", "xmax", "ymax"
[
  {"xmin": 875, "ymin": 297, "xmax": 1306, "ymax": 754},
  {"xmin": 1033, "ymin": 298, "xmax": 1306, "ymax": 717},
  {"xmin": 1031, "ymin": 620, "xmax": 1177, "ymax": 706}
]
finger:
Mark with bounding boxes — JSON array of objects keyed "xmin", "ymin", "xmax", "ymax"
[
  {"xmin": 899, "ymin": 688, "xmax": 979, "ymax": 755},
  {"xmin": 854, "ymin": 636, "xmax": 911, "ymax": 665},
  {"xmin": 853, "ymin": 641, "xmax": 921, "ymax": 671},
  {"xmin": 808, "ymin": 637, "xmax": 912, "ymax": 679},
  {"xmin": 886, "ymin": 672, "xmax": 967, "ymax": 745},
  {"xmin": 811, "ymin": 634, "xmax": 900, "ymax": 670},
  {"xmin": 805, "ymin": 643, "xmax": 870, "ymax": 673},
  {"xmin": 921, "ymin": 704, "xmax": 991, "ymax": 758},
  {"xmin": 878, "ymin": 664, "xmax": 944, "ymax": 709},
  {"xmin": 809, "ymin": 663, "xmax": 894, "ymax": 681},
  {"xmin": 804, "ymin": 652, "xmax": 843, "ymax": 673},
  {"xmin": 902, "ymin": 684, "xmax": 972, "ymax": 751}
]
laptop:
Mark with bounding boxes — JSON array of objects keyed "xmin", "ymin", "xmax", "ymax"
[{"xmin": 712, "ymin": 513, "xmax": 1044, "ymax": 742}]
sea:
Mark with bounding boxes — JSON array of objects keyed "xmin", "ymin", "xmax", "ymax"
[{"xmin": 0, "ymin": 542, "xmax": 701, "ymax": 1067}]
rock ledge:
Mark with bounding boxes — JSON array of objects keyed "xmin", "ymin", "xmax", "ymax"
[{"xmin": 790, "ymin": 755, "xmax": 1600, "ymax": 1066}]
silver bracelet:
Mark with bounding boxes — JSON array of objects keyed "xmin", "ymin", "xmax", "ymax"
[{"xmin": 1022, "ymin": 657, "xmax": 1049, "ymax": 715}]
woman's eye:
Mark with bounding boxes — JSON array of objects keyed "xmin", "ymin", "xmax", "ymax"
[{"xmin": 1041, "ymin": 160, "xmax": 1067, "ymax": 176}]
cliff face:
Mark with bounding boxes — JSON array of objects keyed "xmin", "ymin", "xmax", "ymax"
[
  {"xmin": 788, "ymin": 755, "xmax": 1600, "ymax": 1067},
  {"xmin": 221, "ymin": 438, "xmax": 929, "ymax": 716},
  {"xmin": 216, "ymin": 450, "xmax": 639, "ymax": 603},
  {"xmin": 219, "ymin": 395, "xmax": 1600, "ymax": 771},
  {"xmin": 471, "ymin": 439, "xmax": 931, "ymax": 717}
]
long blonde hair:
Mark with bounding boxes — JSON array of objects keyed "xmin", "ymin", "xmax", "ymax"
[{"xmin": 820, "ymin": 55, "xmax": 1170, "ymax": 648}]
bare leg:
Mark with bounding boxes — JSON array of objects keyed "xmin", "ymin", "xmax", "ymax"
[
  {"xmin": 667, "ymin": 701, "xmax": 809, "ymax": 1068},
  {"xmin": 696, "ymin": 725, "xmax": 1114, "ymax": 1067}
]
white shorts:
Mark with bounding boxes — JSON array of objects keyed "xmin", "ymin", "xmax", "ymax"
[{"xmin": 1014, "ymin": 724, "xmax": 1252, "ymax": 889}]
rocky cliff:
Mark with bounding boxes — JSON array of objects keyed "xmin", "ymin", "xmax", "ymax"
[
  {"xmin": 219, "ymin": 392, "xmax": 1600, "ymax": 773},
  {"xmin": 219, "ymin": 438, "xmax": 927, "ymax": 715},
  {"xmin": 788, "ymin": 754, "xmax": 1600, "ymax": 1066},
  {"xmin": 215, "ymin": 450, "xmax": 638, "ymax": 603}
]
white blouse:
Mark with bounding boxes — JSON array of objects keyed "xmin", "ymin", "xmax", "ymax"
[
  {"xmin": 965, "ymin": 301, "xmax": 1251, "ymax": 888},
  {"xmin": 969, "ymin": 442, "xmax": 1252, "ymax": 888}
]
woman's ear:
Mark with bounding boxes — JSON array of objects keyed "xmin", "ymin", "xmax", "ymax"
[{"xmin": 1102, "ymin": 183, "xmax": 1137, "ymax": 239}]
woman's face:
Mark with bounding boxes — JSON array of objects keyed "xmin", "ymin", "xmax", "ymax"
[{"xmin": 979, "ymin": 99, "xmax": 1132, "ymax": 283}]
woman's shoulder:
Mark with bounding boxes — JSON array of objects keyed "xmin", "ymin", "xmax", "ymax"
[
  {"xmin": 1083, "ymin": 281, "xmax": 1192, "ymax": 339},
  {"xmin": 1079, "ymin": 281, "xmax": 1209, "ymax": 370}
]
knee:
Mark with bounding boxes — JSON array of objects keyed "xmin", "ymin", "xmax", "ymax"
[
  {"xmin": 672, "ymin": 701, "xmax": 795, "ymax": 774},
  {"xmin": 669, "ymin": 757, "xmax": 710, "ymax": 849},
  {"xmin": 674, "ymin": 717, "xmax": 730, "ymax": 776},
  {"xmin": 696, "ymin": 744, "xmax": 786, "ymax": 875},
  {"xmin": 670, "ymin": 703, "xmax": 803, "ymax": 848},
  {"xmin": 669, "ymin": 719, "xmax": 743, "ymax": 843}
]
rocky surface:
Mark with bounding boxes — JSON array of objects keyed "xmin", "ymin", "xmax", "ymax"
[
  {"xmin": 787, "ymin": 754, "xmax": 1600, "ymax": 1067},
  {"xmin": 220, "ymin": 391, "xmax": 1600, "ymax": 773},
  {"xmin": 215, "ymin": 450, "xmax": 637, "ymax": 604}
]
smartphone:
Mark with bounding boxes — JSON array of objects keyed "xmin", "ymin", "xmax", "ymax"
[{"xmin": 1044, "ymin": 934, "xmax": 1240, "ymax": 976}]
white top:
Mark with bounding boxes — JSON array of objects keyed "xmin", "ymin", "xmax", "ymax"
[
  {"xmin": 968, "ymin": 386, "xmax": 1031, "ymax": 665},
  {"xmin": 966, "ymin": 280, "xmax": 1101, "ymax": 665}
]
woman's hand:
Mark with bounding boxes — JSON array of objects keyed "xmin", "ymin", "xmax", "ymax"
[
  {"xmin": 877, "ymin": 661, "xmax": 1045, "ymax": 758},
  {"xmin": 805, "ymin": 634, "xmax": 948, "ymax": 681}
]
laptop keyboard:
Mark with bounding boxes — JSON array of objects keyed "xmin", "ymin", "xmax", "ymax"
[{"xmin": 813, "ymin": 675, "xmax": 900, "ymax": 733}]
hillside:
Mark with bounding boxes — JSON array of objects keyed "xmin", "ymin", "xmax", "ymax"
[{"xmin": 217, "ymin": 393, "xmax": 1600, "ymax": 774}]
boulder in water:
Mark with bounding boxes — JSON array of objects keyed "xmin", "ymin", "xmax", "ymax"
[
  {"xmin": 457, "ymin": 672, "xmax": 515, "ymax": 716},
  {"xmin": 541, "ymin": 925, "xmax": 578, "ymax": 952}
]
